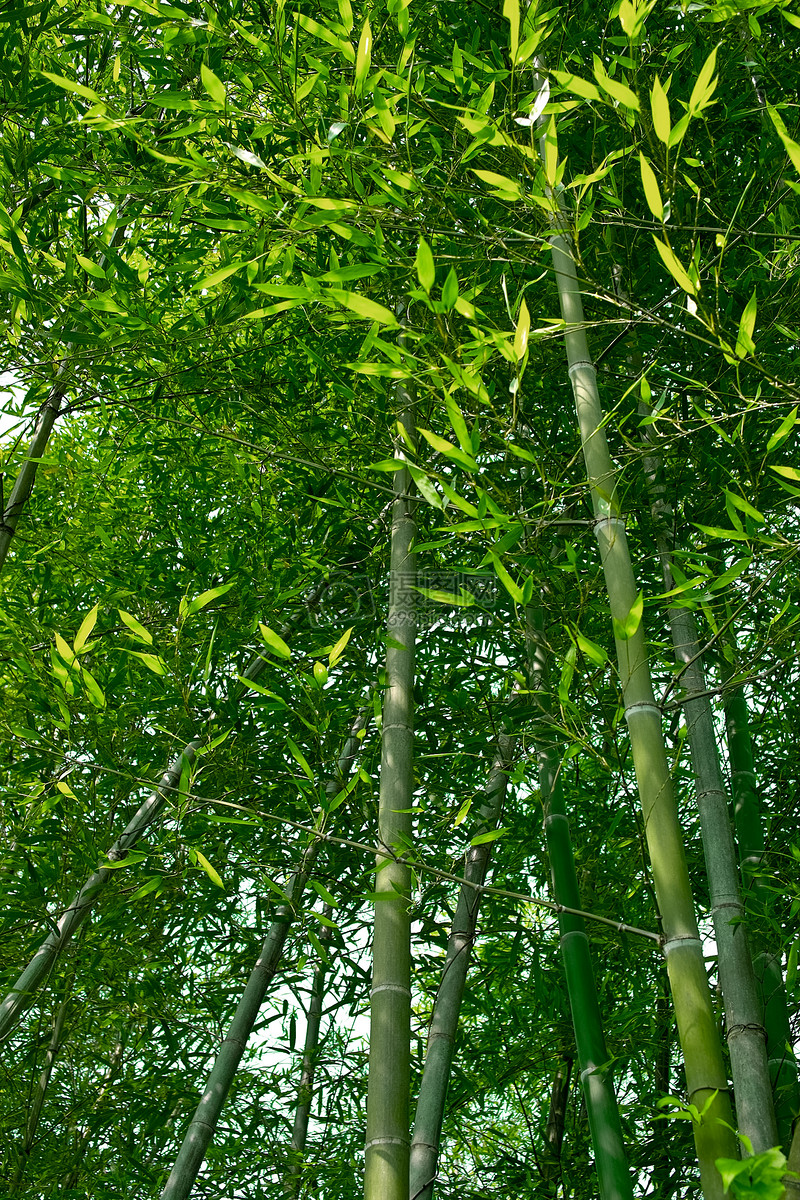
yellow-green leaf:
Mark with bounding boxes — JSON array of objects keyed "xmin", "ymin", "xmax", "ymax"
[
  {"xmin": 118, "ymin": 609, "xmax": 153, "ymax": 645},
  {"xmin": 503, "ymin": 0, "xmax": 519, "ymax": 62},
  {"xmin": 200, "ymin": 62, "xmax": 227, "ymax": 107},
  {"xmin": 325, "ymin": 289, "xmax": 398, "ymax": 325},
  {"xmin": 551, "ymin": 70, "xmax": 603, "ymax": 103},
  {"xmin": 287, "ymin": 737, "xmax": 314, "ymax": 780},
  {"xmin": 54, "ymin": 631, "xmax": 76, "ymax": 665},
  {"xmin": 651, "ymin": 74, "xmax": 671, "ymax": 144},
  {"xmin": 514, "ymin": 297, "xmax": 531, "ymax": 358},
  {"xmin": 328, "ymin": 626, "xmax": 353, "ymax": 667},
  {"xmin": 613, "ymin": 591, "xmax": 643, "ymax": 641},
  {"xmin": 181, "ymin": 582, "xmax": 234, "ymax": 620},
  {"xmin": 260, "ymin": 623, "xmax": 292, "ymax": 659},
  {"xmin": 354, "ymin": 17, "xmax": 371, "ymax": 95},
  {"xmin": 592, "ymin": 56, "xmax": 640, "ymax": 110},
  {"xmin": 41, "ymin": 71, "xmax": 100, "ymax": 102},
  {"xmin": 652, "ymin": 236, "xmax": 696, "ymax": 295},
  {"xmin": 639, "ymin": 153, "xmax": 664, "ymax": 220},
  {"xmin": 415, "ymin": 238, "xmax": 435, "ymax": 292},
  {"xmin": 194, "ymin": 848, "xmax": 224, "ymax": 888},
  {"xmin": 688, "ymin": 44, "xmax": 718, "ymax": 116},
  {"xmin": 770, "ymin": 465, "xmax": 800, "ymax": 481},
  {"xmin": 543, "ymin": 116, "xmax": 558, "ymax": 186},
  {"xmin": 128, "ymin": 651, "xmax": 168, "ymax": 676},
  {"xmin": 74, "ymin": 603, "xmax": 99, "ymax": 652},
  {"xmin": 76, "ymin": 254, "xmax": 106, "ymax": 280},
  {"xmin": 735, "ymin": 290, "xmax": 757, "ymax": 359},
  {"xmin": 418, "ymin": 428, "xmax": 478, "ymax": 471},
  {"xmin": 471, "ymin": 169, "xmax": 522, "ymax": 200},
  {"xmin": 767, "ymin": 407, "xmax": 798, "ymax": 453},
  {"xmin": 767, "ymin": 104, "xmax": 800, "ymax": 176}
]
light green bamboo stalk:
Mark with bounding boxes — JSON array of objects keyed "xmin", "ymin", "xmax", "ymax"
[
  {"xmin": 528, "ymin": 610, "xmax": 633, "ymax": 1200},
  {"xmin": 162, "ymin": 704, "xmax": 371, "ymax": 1200},
  {"xmin": 365, "ymin": 381, "xmax": 416, "ymax": 1200},
  {"xmin": 720, "ymin": 661, "xmax": 799, "ymax": 1145},
  {"xmin": 0, "ymin": 738, "xmax": 200, "ymax": 1042},
  {"xmin": 637, "ymin": 433, "xmax": 777, "ymax": 1151},
  {"xmin": 409, "ymin": 728, "xmax": 515, "ymax": 1200},
  {"xmin": 284, "ymin": 910, "xmax": 334, "ymax": 1195},
  {"xmin": 537, "ymin": 131, "xmax": 736, "ymax": 1194},
  {"xmin": 9, "ymin": 990, "xmax": 70, "ymax": 1193}
]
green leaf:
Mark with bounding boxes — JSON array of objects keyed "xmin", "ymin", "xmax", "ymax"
[
  {"xmin": 418, "ymin": 427, "xmax": 478, "ymax": 471},
  {"xmin": 592, "ymin": 56, "xmax": 640, "ymax": 110},
  {"xmin": 40, "ymin": 71, "xmax": 101, "ymax": 102},
  {"xmin": 328, "ymin": 626, "xmax": 353, "ymax": 667},
  {"xmin": 325, "ymin": 289, "xmax": 398, "ymax": 325},
  {"xmin": 259, "ymin": 624, "xmax": 292, "ymax": 660},
  {"xmin": 514, "ymin": 297, "xmax": 531, "ymax": 357},
  {"xmin": 651, "ymin": 75, "xmax": 671, "ymax": 143},
  {"xmin": 551, "ymin": 70, "xmax": 603, "ymax": 103},
  {"xmin": 201, "ymin": 62, "xmax": 227, "ymax": 106},
  {"xmin": 735, "ymin": 290, "xmax": 757, "ymax": 358},
  {"xmin": 118, "ymin": 610, "xmax": 154, "ymax": 645},
  {"xmin": 503, "ymin": 0, "xmax": 519, "ymax": 62},
  {"xmin": 311, "ymin": 880, "xmax": 338, "ymax": 907},
  {"xmin": 192, "ymin": 262, "xmax": 247, "ymax": 291},
  {"xmin": 441, "ymin": 267, "xmax": 459, "ymax": 310},
  {"xmin": 76, "ymin": 254, "xmax": 107, "ymax": 280},
  {"xmin": 445, "ymin": 393, "xmax": 472, "ymax": 454},
  {"xmin": 613, "ymin": 591, "xmax": 643, "ymax": 641},
  {"xmin": 575, "ymin": 631, "xmax": 608, "ymax": 666},
  {"xmin": 488, "ymin": 551, "xmax": 523, "ymax": 603},
  {"xmin": 639, "ymin": 153, "xmax": 664, "ymax": 220},
  {"xmin": 127, "ymin": 651, "xmax": 168, "ymax": 676},
  {"xmin": 767, "ymin": 104, "xmax": 800, "ymax": 175},
  {"xmin": 194, "ymin": 848, "xmax": 224, "ymax": 888},
  {"xmin": 129, "ymin": 876, "xmax": 164, "ymax": 901},
  {"xmin": 180, "ymin": 582, "xmax": 234, "ymax": 621},
  {"xmin": 470, "ymin": 827, "xmax": 510, "ymax": 846},
  {"xmin": 354, "ymin": 17, "xmax": 372, "ymax": 95},
  {"xmin": 74, "ymin": 604, "xmax": 99, "ymax": 652},
  {"xmin": 415, "ymin": 238, "xmax": 435, "ymax": 292},
  {"xmin": 287, "ymin": 737, "xmax": 314, "ymax": 780},
  {"xmin": 54, "ymin": 631, "xmax": 76, "ymax": 665},
  {"xmin": 688, "ymin": 44, "xmax": 718, "ymax": 116},
  {"xmin": 100, "ymin": 850, "xmax": 149, "ymax": 870},
  {"xmin": 767, "ymin": 407, "xmax": 798, "ymax": 453},
  {"xmin": 652, "ymin": 236, "xmax": 697, "ymax": 295},
  {"xmin": 471, "ymin": 169, "xmax": 523, "ymax": 200}
]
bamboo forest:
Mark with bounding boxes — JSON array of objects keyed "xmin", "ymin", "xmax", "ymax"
[{"xmin": 2, "ymin": 0, "xmax": 800, "ymax": 1196}]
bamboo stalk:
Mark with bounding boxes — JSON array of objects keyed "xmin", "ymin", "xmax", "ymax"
[
  {"xmin": 9, "ymin": 991, "xmax": 70, "ymax": 1193},
  {"xmin": 543, "ymin": 1051, "xmax": 572, "ymax": 1194},
  {"xmin": 161, "ymin": 705, "xmax": 371, "ymax": 1200},
  {"xmin": 409, "ymin": 728, "xmax": 515, "ymax": 1200},
  {"xmin": 365, "ymin": 378, "xmax": 417, "ymax": 1200},
  {"xmin": 0, "ymin": 738, "xmax": 200, "ymax": 1042},
  {"xmin": 721, "ymin": 663, "xmax": 799, "ymax": 1145},
  {"xmin": 528, "ymin": 610, "xmax": 633, "ymax": 1200},
  {"xmin": 536, "ymin": 111, "xmax": 737, "ymax": 1192},
  {"xmin": 284, "ymin": 910, "xmax": 334, "ymax": 1195},
  {"xmin": 637, "ymin": 436, "xmax": 777, "ymax": 1151}
]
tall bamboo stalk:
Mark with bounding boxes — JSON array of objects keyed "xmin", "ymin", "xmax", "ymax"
[
  {"xmin": 637, "ymin": 426, "xmax": 777, "ymax": 1151},
  {"xmin": 162, "ymin": 704, "xmax": 371, "ymax": 1200},
  {"xmin": 9, "ymin": 991, "xmax": 69, "ymax": 1193},
  {"xmin": 721, "ymin": 661, "xmax": 798, "ymax": 1144},
  {"xmin": 365, "ymin": 378, "xmax": 417, "ymax": 1200},
  {"xmin": 543, "ymin": 1051, "xmax": 572, "ymax": 1194},
  {"xmin": 528, "ymin": 609, "xmax": 633, "ymax": 1200},
  {"xmin": 409, "ymin": 728, "xmax": 515, "ymax": 1200},
  {"xmin": 284, "ymin": 910, "xmax": 333, "ymax": 1195},
  {"xmin": 536, "ymin": 115, "xmax": 736, "ymax": 1193}
]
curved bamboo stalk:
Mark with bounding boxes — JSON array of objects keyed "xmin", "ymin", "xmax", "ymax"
[
  {"xmin": 409, "ymin": 728, "xmax": 514, "ymax": 1200},
  {"xmin": 534, "ymin": 87, "xmax": 737, "ymax": 1193},
  {"xmin": 161, "ymin": 704, "xmax": 371, "ymax": 1200},
  {"xmin": 365, "ymin": 377, "xmax": 417, "ymax": 1200},
  {"xmin": 528, "ymin": 610, "xmax": 633, "ymax": 1200},
  {"xmin": 0, "ymin": 738, "xmax": 200, "ymax": 1042}
]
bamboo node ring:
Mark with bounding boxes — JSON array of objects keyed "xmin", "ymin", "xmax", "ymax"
[
  {"xmin": 370, "ymin": 983, "xmax": 412, "ymax": 998},
  {"xmin": 662, "ymin": 936, "xmax": 702, "ymax": 956},
  {"xmin": 567, "ymin": 358, "xmax": 596, "ymax": 378},
  {"xmin": 624, "ymin": 702, "xmax": 661, "ymax": 720}
]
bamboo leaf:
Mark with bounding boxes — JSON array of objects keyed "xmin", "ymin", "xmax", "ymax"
[
  {"xmin": 543, "ymin": 117, "xmax": 558, "ymax": 187},
  {"xmin": 325, "ymin": 289, "xmax": 398, "ymax": 325},
  {"xmin": 74, "ymin": 604, "xmax": 99, "ymax": 652},
  {"xmin": 767, "ymin": 407, "xmax": 798, "ymax": 452},
  {"xmin": 551, "ymin": 70, "xmax": 603, "ymax": 103},
  {"xmin": 503, "ymin": 0, "xmax": 519, "ymax": 61},
  {"xmin": 200, "ymin": 63, "xmax": 227, "ymax": 107},
  {"xmin": 639, "ymin": 153, "xmax": 664, "ymax": 220},
  {"xmin": 471, "ymin": 169, "xmax": 523, "ymax": 200},
  {"xmin": 418, "ymin": 427, "xmax": 478, "ymax": 471},
  {"xmin": 192, "ymin": 262, "xmax": 247, "ymax": 291},
  {"xmin": 194, "ymin": 848, "xmax": 224, "ymax": 888},
  {"xmin": 514, "ymin": 297, "xmax": 531, "ymax": 358},
  {"xmin": 54, "ymin": 631, "xmax": 76, "ymax": 666},
  {"xmin": 118, "ymin": 610, "xmax": 154, "ymax": 645},
  {"xmin": 652, "ymin": 236, "xmax": 697, "ymax": 294},
  {"xmin": 311, "ymin": 880, "xmax": 338, "ymax": 907},
  {"xmin": 441, "ymin": 267, "xmax": 459, "ymax": 311},
  {"xmin": 735, "ymin": 290, "xmax": 757, "ymax": 358},
  {"xmin": 488, "ymin": 551, "xmax": 523, "ymax": 603},
  {"xmin": 415, "ymin": 238, "xmax": 435, "ymax": 292},
  {"xmin": 767, "ymin": 104, "xmax": 800, "ymax": 175},
  {"xmin": 613, "ymin": 591, "xmax": 643, "ymax": 641},
  {"xmin": 127, "ymin": 651, "xmax": 168, "ymax": 676},
  {"xmin": 592, "ymin": 56, "xmax": 640, "ymax": 110},
  {"xmin": 181, "ymin": 582, "xmax": 234, "ymax": 620},
  {"xmin": 651, "ymin": 75, "xmax": 671, "ymax": 144},
  {"xmin": 688, "ymin": 44, "xmax": 718, "ymax": 116},
  {"xmin": 328, "ymin": 626, "xmax": 353, "ymax": 667},
  {"xmin": 287, "ymin": 737, "xmax": 314, "ymax": 780},
  {"xmin": 445, "ymin": 393, "xmax": 472, "ymax": 454},
  {"xmin": 470, "ymin": 827, "xmax": 510, "ymax": 846},
  {"xmin": 129, "ymin": 876, "xmax": 164, "ymax": 901},
  {"xmin": 354, "ymin": 17, "xmax": 371, "ymax": 95},
  {"xmin": 259, "ymin": 624, "xmax": 292, "ymax": 660},
  {"xmin": 40, "ymin": 71, "xmax": 101, "ymax": 102}
]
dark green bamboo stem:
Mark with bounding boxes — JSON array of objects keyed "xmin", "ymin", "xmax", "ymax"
[
  {"xmin": 161, "ymin": 706, "xmax": 371, "ymax": 1200},
  {"xmin": 637, "ymin": 411, "xmax": 777, "ymax": 1150},
  {"xmin": 9, "ymin": 992, "xmax": 69, "ymax": 1193},
  {"xmin": 543, "ymin": 1052, "xmax": 572, "ymax": 1194},
  {"xmin": 721, "ymin": 662, "xmax": 799, "ymax": 1144},
  {"xmin": 409, "ymin": 729, "xmax": 515, "ymax": 1200},
  {"xmin": 535, "ymin": 104, "xmax": 736, "ymax": 1190},
  {"xmin": 365, "ymin": 383, "xmax": 416, "ymax": 1200},
  {"xmin": 528, "ymin": 612, "xmax": 633, "ymax": 1200}
]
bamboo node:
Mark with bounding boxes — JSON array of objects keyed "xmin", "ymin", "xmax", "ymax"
[
  {"xmin": 567, "ymin": 358, "xmax": 596, "ymax": 378},
  {"xmin": 727, "ymin": 1022, "xmax": 766, "ymax": 1041},
  {"xmin": 662, "ymin": 936, "xmax": 702, "ymax": 956},
  {"xmin": 623, "ymin": 701, "xmax": 661, "ymax": 721},
  {"xmin": 370, "ymin": 983, "xmax": 411, "ymax": 998},
  {"xmin": 365, "ymin": 1136, "xmax": 409, "ymax": 1149}
]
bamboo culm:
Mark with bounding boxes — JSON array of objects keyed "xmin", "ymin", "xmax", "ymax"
[
  {"xmin": 535, "ymin": 112, "xmax": 737, "ymax": 1191},
  {"xmin": 161, "ymin": 705, "xmax": 371, "ymax": 1200},
  {"xmin": 365, "ymin": 381, "xmax": 417, "ymax": 1200},
  {"xmin": 721, "ymin": 664, "xmax": 799, "ymax": 1144},
  {"xmin": 639, "ymin": 433, "xmax": 777, "ymax": 1151},
  {"xmin": 409, "ymin": 729, "xmax": 515, "ymax": 1200},
  {"xmin": 528, "ymin": 610, "xmax": 633, "ymax": 1200}
]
